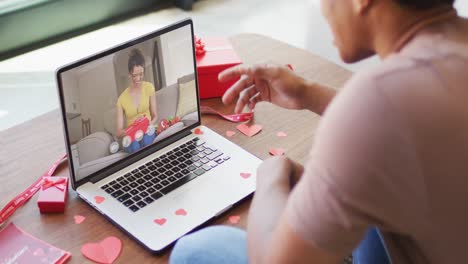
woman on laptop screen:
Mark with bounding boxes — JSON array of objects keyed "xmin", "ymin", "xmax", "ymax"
[{"xmin": 116, "ymin": 48, "xmax": 158, "ymax": 139}]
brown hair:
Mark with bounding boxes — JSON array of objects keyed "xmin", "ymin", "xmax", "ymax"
[{"xmin": 128, "ymin": 49, "xmax": 145, "ymax": 73}]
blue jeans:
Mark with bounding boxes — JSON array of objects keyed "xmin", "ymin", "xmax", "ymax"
[
  {"xmin": 352, "ymin": 228, "xmax": 392, "ymax": 264},
  {"xmin": 170, "ymin": 226, "xmax": 248, "ymax": 264},
  {"xmin": 170, "ymin": 226, "xmax": 391, "ymax": 264}
]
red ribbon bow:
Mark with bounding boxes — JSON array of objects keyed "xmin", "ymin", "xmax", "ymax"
[
  {"xmin": 42, "ymin": 178, "xmax": 66, "ymax": 192},
  {"xmin": 195, "ymin": 36, "xmax": 206, "ymax": 57}
]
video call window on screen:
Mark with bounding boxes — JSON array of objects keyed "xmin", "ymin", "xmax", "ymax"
[{"xmin": 60, "ymin": 25, "xmax": 199, "ymax": 181}]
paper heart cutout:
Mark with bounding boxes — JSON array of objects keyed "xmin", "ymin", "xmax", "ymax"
[
  {"xmin": 154, "ymin": 218, "xmax": 167, "ymax": 226},
  {"xmin": 228, "ymin": 215, "xmax": 240, "ymax": 224},
  {"xmin": 175, "ymin": 208, "xmax": 188, "ymax": 216},
  {"xmin": 81, "ymin": 236, "xmax": 122, "ymax": 264},
  {"xmin": 236, "ymin": 124, "xmax": 262, "ymax": 137},
  {"xmin": 276, "ymin": 131, "xmax": 287, "ymax": 137},
  {"xmin": 95, "ymin": 196, "xmax": 105, "ymax": 204},
  {"xmin": 240, "ymin": 172, "xmax": 251, "ymax": 179},
  {"xmin": 269, "ymin": 148, "xmax": 285, "ymax": 156},
  {"xmin": 226, "ymin": 130, "xmax": 236, "ymax": 137},
  {"xmin": 74, "ymin": 215, "xmax": 86, "ymax": 224},
  {"xmin": 194, "ymin": 128, "xmax": 203, "ymax": 135}
]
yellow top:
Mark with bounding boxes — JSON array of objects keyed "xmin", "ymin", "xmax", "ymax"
[{"xmin": 117, "ymin": 81, "xmax": 155, "ymax": 127}]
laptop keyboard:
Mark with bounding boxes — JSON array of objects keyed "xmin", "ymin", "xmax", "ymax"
[{"xmin": 100, "ymin": 137, "xmax": 230, "ymax": 212}]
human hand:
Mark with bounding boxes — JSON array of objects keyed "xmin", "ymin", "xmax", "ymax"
[
  {"xmin": 247, "ymin": 156, "xmax": 303, "ymax": 260},
  {"xmin": 219, "ymin": 64, "xmax": 308, "ymax": 113},
  {"xmin": 256, "ymin": 156, "xmax": 304, "ymax": 192}
]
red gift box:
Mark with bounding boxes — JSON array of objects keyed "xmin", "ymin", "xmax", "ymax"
[
  {"xmin": 37, "ymin": 177, "xmax": 68, "ymax": 213},
  {"xmin": 196, "ymin": 37, "xmax": 242, "ymax": 99}
]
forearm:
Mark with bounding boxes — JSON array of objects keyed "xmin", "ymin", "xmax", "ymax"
[
  {"xmin": 301, "ymin": 80, "xmax": 337, "ymax": 115},
  {"xmin": 116, "ymin": 129, "xmax": 125, "ymax": 138},
  {"xmin": 150, "ymin": 108, "xmax": 158, "ymax": 124},
  {"xmin": 150, "ymin": 116, "xmax": 158, "ymax": 125},
  {"xmin": 116, "ymin": 106, "xmax": 125, "ymax": 138},
  {"xmin": 247, "ymin": 157, "xmax": 305, "ymax": 263},
  {"xmin": 248, "ymin": 182, "xmax": 290, "ymax": 263},
  {"xmin": 150, "ymin": 95, "xmax": 157, "ymax": 124}
]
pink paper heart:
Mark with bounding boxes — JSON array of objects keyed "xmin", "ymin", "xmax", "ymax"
[
  {"xmin": 228, "ymin": 215, "xmax": 240, "ymax": 224},
  {"xmin": 81, "ymin": 236, "xmax": 122, "ymax": 264},
  {"xmin": 236, "ymin": 124, "xmax": 262, "ymax": 137},
  {"xmin": 240, "ymin": 172, "xmax": 251, "ymax": 179},
  {"xmin": 74, "ymin": 215, "xmax": 86, "ymax": 224},
  {"xmin": 194, "ymin": 128, "xmax": 203, "ymax": 135},
  {"xmin": 154, "ymin": 218, "xmax": 167, "ymax": 226},
  {"xmin": 175, "ymin": 208, "xmax": 188, "ymax": 216},
  {"xmin": 276, "ymin": 131, "xmax": 287, "ymax": 137},
  {"xmin": 269, "ymin": 148, "xmax": 285, "ymax": 156},
  {"xmin": 95, "ymin": 196, "xmax": 105, "ymax": 204},
  {"xmin": 226, "ymin": 130, "xmax": 236, "ymax": 137}
]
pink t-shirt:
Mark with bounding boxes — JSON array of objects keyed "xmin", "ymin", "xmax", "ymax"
[{"xmin": 286, "ymin": 33, "xmax": 468, "ymax": 263}]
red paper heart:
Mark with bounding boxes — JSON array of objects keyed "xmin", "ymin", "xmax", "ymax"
[
  {"xmin": 240, "ymin": 172, "xmax": 251, "ymax": 179},
  {"xmin": 175, "ymin": 208, "xmax": 188, "ymax": 216},
  {"xmin": 194, "ymin": 128, "xmax": 203, "ymax": 135},
  {"xmin": 269, "ymin": 148, "xmax": 285, "ymax": 156},
  {"xmin": 81, "ymin": 236, "xmax": 122, "ymax": 264},
  {"xmin": 228, "ymin": 215, "xmax": 240, "ymax": 224},
  {"xmin": 276, "ymin": 131, "xmax": 287, "ymax": 137},
  {"xmin": 74, "ymin": 215, "xmax": 86, "ymax": 224},
  {"xmin": 226, "ymin": 130, "xmax": 236, "ymax": 137},
  {"xmin": 236, "ymin": 124, "xmax": 262, "ymax": 137},
  {"xmin": 95, "ymin": 196, "xmax": 105, "ymax": 204},
  {"xmin": 154, "ymin": 218, "xmax": 167, "ymax": 226}
]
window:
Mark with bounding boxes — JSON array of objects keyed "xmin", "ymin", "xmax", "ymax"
[{"xmin": 0, "ymin": 0, "xmax": 172, "ymax": 60}]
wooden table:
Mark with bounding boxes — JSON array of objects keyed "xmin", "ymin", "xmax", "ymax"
[{"xmin": 0, "ymin": 34, "xmax": 351, "ymax": 263}]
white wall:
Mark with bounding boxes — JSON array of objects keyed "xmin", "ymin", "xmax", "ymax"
[
  {"xmin": 159, "ymin": 25, "xmax": 195, "ymax": 85},
  {"xmin": 75, "ymin": 54, "xmax": 119, "ymax": 136},
  {"xmin": 61, "ymin": 71, "xmax": 83, "ymax": 143},
  {"xmin": 61, "ymin": 71, "xmax": 80, "ymax": 114},
  {"xmin": 455, "ymin": 1, "xmax": 468, "ymax": 17}
]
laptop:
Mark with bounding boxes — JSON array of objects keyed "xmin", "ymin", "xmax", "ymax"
[{"xmin": 56, "ymin": 18, "xmax": 261, "ymax": 252}]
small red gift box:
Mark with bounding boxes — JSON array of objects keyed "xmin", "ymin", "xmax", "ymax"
[
  {"xmin": 37, "ymin": 177, "xmax": 68, "ymax": 213},
  {"xmin": 196, "ymin": 37, "xmax": 242, "ymax": 99}
]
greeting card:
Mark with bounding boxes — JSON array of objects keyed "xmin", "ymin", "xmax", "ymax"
[{"xmin": 0, "ymin": 223, "xmax": 71, "ymax": 264}]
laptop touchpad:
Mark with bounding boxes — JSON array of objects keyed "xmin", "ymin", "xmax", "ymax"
[{"xmin": 171, "ymin": 176, "xmax": 234, "ymax": 216}]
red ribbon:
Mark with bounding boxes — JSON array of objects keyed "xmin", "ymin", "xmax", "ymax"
[
  {"xmin": 195, "ymin": 36, "xmax": 206, "ymax": 57},
  {"xmin": 42, "ymin": 178, "xmax": 67, "ymax": 192},
  {"xmin": 0, "ymin": 154, "xmax": 67, "ymax": 227}
]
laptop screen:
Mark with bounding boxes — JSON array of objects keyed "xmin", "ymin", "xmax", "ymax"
[{"xmin": 58, "ymin": 22, "xmax": 199, "ymax": 183}]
